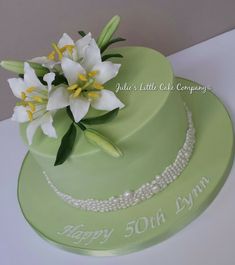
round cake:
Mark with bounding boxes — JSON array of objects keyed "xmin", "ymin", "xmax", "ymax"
[
  {"xmin": 2, "ymin": 15, "xmax": 234, "ymax": 256},
  {"xmin": 19, "ymin": 46, "xmax": 188, "ymax": 200}
]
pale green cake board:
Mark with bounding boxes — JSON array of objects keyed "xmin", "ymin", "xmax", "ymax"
[{"xmin": 18, "ymin": 77, "xmax": 234, "ymax": 256}]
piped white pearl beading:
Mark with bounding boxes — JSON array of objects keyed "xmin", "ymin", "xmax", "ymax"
[{"xmin": 43, "ymin": 105, "xmax": 195, "ymax": 212}]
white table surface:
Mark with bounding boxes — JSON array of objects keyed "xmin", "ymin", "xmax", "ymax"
[{"xmin": 1, "ymin": 30, "xmax": 235, "ymax": 265}]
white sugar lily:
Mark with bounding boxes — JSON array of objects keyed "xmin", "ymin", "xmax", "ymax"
[
  {"xmin": 31, "ymin": 32, "xmax": 93, "ymax": 70},
  {"xmin": 8, "ymin": 62, "xmax": 57, "ymax": 145},
  {"xmin": 47, "ymin": 39, "xmax": 124, "ymax": 123}
]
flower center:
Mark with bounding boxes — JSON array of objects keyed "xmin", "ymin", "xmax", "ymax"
[
  {"xmin": 67, "ymin": 71, "xmax": 104, "ymax": 100},
  {"xmin": 17, "ymin": 86, "xmax": 48, "ymax": 121},
  {"xmin": 47, "ymin": 43, "xmax": 75, "ymax": 61}
]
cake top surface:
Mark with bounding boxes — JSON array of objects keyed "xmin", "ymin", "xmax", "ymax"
[{"xmin": 20, "ymin": 46, "xmax": 173, "ymax": 157}]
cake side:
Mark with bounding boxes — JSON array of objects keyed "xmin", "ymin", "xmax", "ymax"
[
  {"xmin": 20, "ymin": 47, "xmax": 173, "ymax": 156},
  {"xmin": 19, "ymin": 46, "xmax": 187, "ymax": 199}
]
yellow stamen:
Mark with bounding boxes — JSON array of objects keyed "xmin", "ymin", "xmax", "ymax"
[
  {"xmin": 21, "ymin": 101, "xmax": 27, "ymax": 107},
  {"xmin": 88, "ymin": 71, "xmax": 98, "ymax": 77},
  {"xmin": 26, "ymin": 110, "xmax": 33, "ymax": 121},
  {"xmin": 21, "ymin": 92, "xmax": 26, "ymax": 100},
  {"xmin": 67, "ymin": 84, "xmax": 79, "ymax": 91},
  {"xmin": 32, "ymin": 96, "xmax": 43, "ymax": 103},
  {"xmin": 66, "ymin": 45, "xmax": 75, "ymax": 55},
  {"xmin": 28, "ymin": 102, "xmax": 36, "ymax": 112},
  {"xmin": 59, "ymin": 47, "xmax": 66, "ymax": 53},
  {"xmin": 87, "ymin": 92, "xmax": 99, "ymax": 99},
  {"xmin": 47, "ymin": 50, "xmax": 56, "ymax": 60},
  {"xmin": 93, "ymin": 82, "xmax": 104, "ymax": 90},
  {"xmin": 60, "ymin": 45, "xmax": 75, "ymax": 56},
  {"xmin": 26, "ymin": 86, "xmax": 36, "ymax": 93},
  {"xmin": 16, "ymin": 101, "xmax": 26, "ymax": 107},
  {"xmin": 78, "ymin": 74, "xmax": 87, "ymax": 81},
  {"xmin": 52, "ymin": 42, "xmax": 63, "ymax": 60},
  {"xmin": 73, "ymin": 87, "xmax": 82, "ymax": 98}
]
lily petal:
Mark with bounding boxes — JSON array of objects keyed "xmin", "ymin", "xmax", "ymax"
[
  {"xmin": 30, "ymin": 56, "xmax": 50, "ymax": 64},
  {"xmin": 58, "ymin": 33, "xmax": 78, "ymax": 61},
  {"xmin": 26, "ymin": 112, "xmax": 57, "ymax": 145},
  {"xmin": 61, "ymin": 57, "xmax": 86, "ymax": 85},
  {"xmin": 47, "ymin": 86, "xmax": 70, "ymax": 110},
  {"xmin": 11, "ymin": 105, "xmax": 29, "ymax": 122},
  {"xmin": 92, "ymin": 61, "xmax": 121, "ymax": 84},
  {"xmin": 43, "ymin": 72, "xmax": 55, "ymax": 92},
  {"xmin": 69, "ymin": 96, "xmax": 90, "ymax": 122},
  {"xmin": 26, "ymin": 116, "xmax": 42, "ymax": 145},
  {"xmin": 30, "ymin": 56, "xmax": 58, "ymax": 69},
  {"xmin": 82, "ymin": 39, "xmax": 101, "ymax": 70},
  {"xmin": 8, "ymin": 78, "xmax": 27, "ymax": 98},
  {"xmin": 58, "ymin": 33, "xmax": 75, "ymax": 48},
  {"xmin": 75, "ymin": 32, "xmax": 92, "ymax": 60},
  {"xmin": 40, "ymin": 112, "xmax": 57, "ymax": 139},
  {"xmin": 24, "ymin": 62, "xmax": 45, "ymax": 89},
  {"xmin": 91, "ymin": 89, "xmax": 124, "ymax": 111}
]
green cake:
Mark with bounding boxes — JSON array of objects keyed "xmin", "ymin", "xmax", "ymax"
[
  {"xmin": 1, "ymin": 15, "xmax": 234, "ymax": 255},
  {"xmin": 19, "ymin": 46, "xmax": 189, "ymax": 201}
]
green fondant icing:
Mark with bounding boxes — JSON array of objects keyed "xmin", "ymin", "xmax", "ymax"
[
  {"xmin": 20, "ymin": 47, "xmax": 188, "ymax": 199},
  {"xmin": 17, "ymin": 77, "xmax": 234, "ymax": 256}
]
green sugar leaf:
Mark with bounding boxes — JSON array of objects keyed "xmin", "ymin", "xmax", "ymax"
[
  {"xmin": 52, "ymin": 74, "xmax": 68, "ymax": 86},
  {"xmin": 102, "ymin": 53, "xmax": 123, "ymax": 61},
  {"xmin": 81, "ymin": 108, "xmax": 119, "ymax": 125},
  {"xmin": 78, "ymin": 30, "xmax": 86, "ymax": 37},
  {"xmin": 54, "ymin": 123, "xmax": 77, "ymax": 166},
  {"xmin": 66, "ymin": 107, "xmax": 87, "ymax": 131},
  {"xmin": 101, "ymin": 37, "xmax": 126, "ymax": 53},
  {"xmin": 84, "ymin": 129, "xmax": 123, "ymax": 158},
  {"xmin": 97, "ymin": 15, "xmax": 120, "ymax": 50},
  {"xmin": 1, "ymin": 60, "xmax": 49, "ymax": 76},
  {"xmin": 77, "ymin": 122, "xmax": 86, "ymax": 131}
]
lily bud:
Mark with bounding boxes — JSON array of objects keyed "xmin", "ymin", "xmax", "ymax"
[
  {"xmin": 0, "ymin": 60, "xmax": 48, "ymax": 76},
  {"xmin": 97, "ymin": 15, "xmax": 120, "ymax": 49},
  {"xmin": 84, "ymin": 128, "xmax": 123, "ymax": 158}
]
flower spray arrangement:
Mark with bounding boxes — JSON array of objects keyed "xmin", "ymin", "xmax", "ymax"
[{"xmin": 1, "ymin": 15, "xmax": 126, "ymax": 165}]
